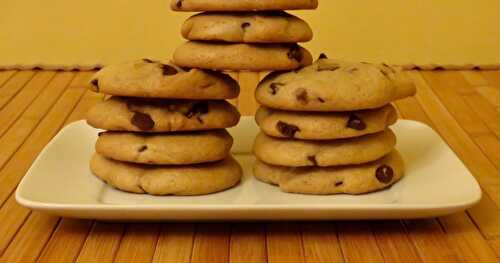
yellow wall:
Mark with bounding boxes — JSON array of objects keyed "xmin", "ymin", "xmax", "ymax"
[{"xmin": 1, "ymin": 0, "xmax": 499, "ymax": 69}]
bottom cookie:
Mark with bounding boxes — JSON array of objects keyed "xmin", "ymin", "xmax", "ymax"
[
  {"xmin": 253, "ymin": 150, "xmax": 404, "ymax": 195},
  {"xmin": 90, "ymin": 153, "xmax": 242, "ymax": 196}
]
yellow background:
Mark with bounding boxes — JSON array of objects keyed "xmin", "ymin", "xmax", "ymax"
[{"xmin": 1, "ymin": 0, "xmax": 499, "ymax": 69}]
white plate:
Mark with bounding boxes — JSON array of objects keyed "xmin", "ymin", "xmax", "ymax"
[{"xmin": 16, "ymin": 117, "xmax": 481, "ymax": 220}]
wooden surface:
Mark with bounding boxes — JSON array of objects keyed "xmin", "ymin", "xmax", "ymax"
[{"xmin": 0, "ymin": 69, "xmax": 500, "ymax": 262}]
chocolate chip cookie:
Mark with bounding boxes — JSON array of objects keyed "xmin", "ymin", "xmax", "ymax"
[
  {"xmin": 171, "ymin": 0, "xmax": 319, "ymax": 11},
  {"xmin": 96, "ymin": 129, "xmax": 232, "ymax": 165},
  {"xmin": 255, "ymin": 59, "xmax": 416, "ymax": 111},
  {"xmin": 181, "ymin": 11, "xmax": 312, "ymax": 43},
  {"xmin": 86, "ymin": 97, "xmax": 240, "ymax": 132},
  {"xmin": 173, "ymin": 41, "xmax": 312, "ymax": 71},
  {"xmin": 253, "ymin": 129, "xmax": 396, "ymax": 167},
  {"xmin": 255, "ymin": 104, "xmax": 397, "ymax": 140},
  {"xmin": 91, "ymin": 153, "xmax": 242, "ymax": 196},
  {"xmin": 253, "ymin": 150, "xmax": 405, "ymax": 195},
  {"xmin": 89, "ymin": 59, "xmax": 239, "ymax": 99}
]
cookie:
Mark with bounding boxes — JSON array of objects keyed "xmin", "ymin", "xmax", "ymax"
[
  {"xmin": 255, "ymin": 58, "xmax": 416, "ymax": 111},
  {"xmin": 89, "ymin": 59, "xmax": 239, "ymax": 99},
  {"xmin": 181, "ymin": 11, "xmax": 313, "ymax": 43},
  {"xmin": 255, "ymin": 104, "xmax": 397, "ymax": 140},
  {"xmin": 86, "ymin": 97, "xmax": 240, "ymax": 132},
  {"xmin": 171, "ymin": 0, "xmax": 318, "ymax": 11},
  {"xmin": 173, "ymin": 41, "xmax": 312, "ymax": 71},
  {"xmin": 253, "ymin": 129, "xmax": 396, "ymax": 167},
  {"xmin": 96, "ymin": 129, "xmax": 232, "ymax": 165},
  {"xmin": 91, "ymin": 153, "xmax": 242, "ymax": 196},
  {"xmin": 253, "ymin": 150, "xmax": 405, "ymax": 195}
]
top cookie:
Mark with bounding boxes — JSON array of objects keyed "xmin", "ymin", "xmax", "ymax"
[
  {"xmin": 255, "ymin": 58, "xmax": 416, "ymax": 111},
  {"xmin": 89, "ymin": 59, "xmax": 239, "ymax": 99},
  {"xmin": 181, "ymin": 11, "xmax": 313, "ymax": 43},
  {"xmin": 171, "ymin": 0, "xmax": 319, "ymax": 11}
]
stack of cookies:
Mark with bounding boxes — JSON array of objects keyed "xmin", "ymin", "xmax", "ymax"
[
  {"xmin": 253, "ymin": 57, "xmax": 416, "ymax": 194},
  {"xmin": 86, "ymin": 59, "xmax": 243, "ymax": 195},
  {"xmin": 170, "ymin": 0, "xmax": 317, "ymax": 71}
]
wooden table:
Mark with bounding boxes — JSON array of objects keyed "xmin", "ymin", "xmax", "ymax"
[{"xmin": 0, "ymin": 69, "xmax": 499, "ymax": 263}]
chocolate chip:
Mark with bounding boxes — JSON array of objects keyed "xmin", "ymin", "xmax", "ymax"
[
  {"xmin": 142, "ymin": 58, "xmax": 154, "ymax": 63},
  {"xmin": 196, "ymin": 116, "xmax": 204, "ymax": 124},
  {"xmin": 90, "ymin": 79, "xmax": 99, "ymax": 91},
  {"xmin": 138, "ymin": 145, "xmax": 148, "ymax": 152},
  {"xmin": 347, "ymin": 114, "xmax": 366, "ymax": 130},
  {"xmin": 335, "ymin": 181, "xmax": 344, "ymax": 187},
  {"xmin": 287, "ymin": 45, "xmax": 303, "ymax": 62},
  {"xmin": 318, "ymin": 53, "xmax": 328, "ymax": 59},
  {"xmin": 185, "ymin": 102, "xmax": 209, "ymax": 119},
  {"xmin": 176, "ymin": 0, "xmax": 182, "ymax": 8},
  {"xmin": 241, "ymin": 22, "xmax": 251, "ymax": 29},
  {"xmin": 269, "ymin": 82, "xmax": 284, "ymax": 95},
  {"xmin": 317, "ymin": 97, "xmax": 325, "ymax": 103},
  {"xmin": 162, "ymin": 64, "xmax": 178, "ymax": 76},
  {"xmin": 295, "ymin": 88, "xmax": 308, "ymax": 105},
  {"xmin": 276, "ymin": 121, "xmax": 300, "ymax": 138},
  {"xmin": 376, "ymin": 165, "xmax": 394, "ymax": 183},
  {"xmin": 131, "ymin": 112, "xmax": 155, "ymax": 131},
  {"xmin": 307, "ymin": 155, "xmax": 318, "ymax": 166}
]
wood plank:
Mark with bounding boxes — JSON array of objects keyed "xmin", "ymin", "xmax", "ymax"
[
  {"xmin": 0, "ymin": 71, "xmax": 55, "ymax": 137},
  {"xmin": 409, "ymin": 71, "xmax": 500, "ymax": 237},
  {"xmin": 0, "ymin": 70, "xmax": 17, "ymax": 88},
  {"xmin": 191, "ymin": 224, "xmax": 230, "ymax": 263},
  {"xmin": 0, "ymin": 70, "xmax": 35, "ymax": 109},
  {"xmin": 439, "ymin": 212, "xmax": 498, "ymax": 263},
  {"xmin": 393, "ymin": 98, "xmax": 432, "ymax": 126},
  {"xmin": 461, "ymin": 70, "xmax": 489, "ymax": 86},
  {"xmin": 229, "ymin": 224, "xmax": 267, "ymax": 263},
  {"xmin": 152, "ymin": 223, "xmax": 195, "ymax": 263},
  {"xmin": 421, "ymin": 71, "xmax": 489, "ymax": 136},
  {"xmin": 338, "ymin": 222, "xmax": 384, "ymax": 263},
  {"xmin": 237, "ymin": 72, "xmax": 260, "ymax": 116},
  {"xmin": 467, "ymin": 194, "xmax": 500, "ymax": 238},
  {"xmin": 481, "ymin": 71, "xmax": 500, "ymax": 87},
  {"xmin": 0, "ymin": 195, "xmax": 30, "ymax": 255},
  {"xmin": 0, "ymin": 72, "xmax": 75, "ymax": 174},
  {"xmin": 404, "ymin": 219, "xmax": 460, "ymax": 263},
  {"xmin": 0, "ymin": 212, "xmax": 60, "ymax": 263},
  {"xmin": 266, "ymin": 222, "xmax": 305, "ymax": 263},
  {"xmin": 489, "ymin": 238, "xmax": 500, "ymax": 259},
  {"xmin": 301, "ymin": 223, "xmax": 343, "ymax": 263},
  {"xmin": 64, "ymin": 89, "xmax": 104, "ymax": 125},
  {"xmin": 114, "ymin": 223, "xmax": 160, "ymax": 263},
  {"xmin": 37, "ymin": 219, "xmax": 93, "ymax": 263},
  {"xmin": 0, "ymin": 72, "xmax": 81, "ymax": 205},
  {"xmin": 370, "ymin": 221, "xmax": 422, "ymax": 263},
  {"xmin": 475, "ymin": 85, "xmax": 500, "ymax": 108},
  {"xmin": 76, "ymin": 222, "xmax": 125, "ymax": 263},
  {"xmin": 474, "ymin": 134, "xmax": 500, "ymax": 171},
  {"xmin": 462, "ymin": 93, "xmax": 500, "ymax": 139}
]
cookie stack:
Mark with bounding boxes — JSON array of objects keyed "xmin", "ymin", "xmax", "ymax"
[
  {"xmin": 253, "ymin": 58, "xmax": 416, "ymax": 194},
  {"xmin": 86, "ymin": 59, "xmax": 243, "ymax": 195},
  {"xmin": 170, "ymin": 0, "xmax": 317, "ymax": 71}
]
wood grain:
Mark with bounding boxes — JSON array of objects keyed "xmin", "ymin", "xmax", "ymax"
[
  {"xmin": 266, "ymin": 223, "xmax": 305, "ymax": 263},
  {"xmin": 0, "ymin": 70, "xmax": 17, "ymax": 88},
  {"xmin": 76, "ymin": 222, "xmax": 125, "ymax": 263},
  {"xmin": 229, "ymin": 224, "xmax": 267, "ymax": 263},
  {"xmin": 0, "ymin": 70, "xmax": 35, "ymax": 109},
  {"xmin": 152, "ymin": 223, "xmax": 195, "ymax": 263},
  {"xmin": 371, "ymin": 221, "xmax": 422, "ymax": 263},
  {"xmin": 301, "ymin": 223, "xmax": 343, "ymax": 263},
  {"xmin": 114, "ymin": 223, "xmax": 160, "ymax": 263},
  {"xmin": 191, "ymin": 224, "xmax": 231, "ymax": 263},
  {"xmin": 338, "ymin": 222, "xmax": 384, "ymax": 263}
]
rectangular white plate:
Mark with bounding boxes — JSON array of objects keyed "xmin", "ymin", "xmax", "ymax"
[{"xmin": 16, "ymin": 117, "xmax": 481, "ymax": 220}]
